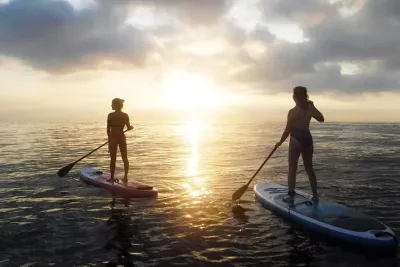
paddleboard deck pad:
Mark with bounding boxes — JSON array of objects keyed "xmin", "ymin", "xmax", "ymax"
[
  {"xmin": 254, "ymin": 182, "xmax": 397, "ymax": 248},
  {"xmin": 80, "ymin": 168, "xmax": 157, "ymax": 198}
]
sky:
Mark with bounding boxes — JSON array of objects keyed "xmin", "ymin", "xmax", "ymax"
[{"xmin": 0, "ymin": 0, "xmax": 400, "ymax": 122}]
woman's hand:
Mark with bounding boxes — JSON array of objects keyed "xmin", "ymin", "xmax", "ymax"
[
  {"xmin": 309, "ymin": 100, "xmax": 325, "ymax": 122},
  {"xmin": 275, "ymin": 141, "xmax": 283, "ymax": 147},
  {"xmin": 308, "ymin": 100, "xmax": 315, "ymax": 109},
  {"xmin": 128, "ymin": 125, "xmax": 134, "ymax": 131}
]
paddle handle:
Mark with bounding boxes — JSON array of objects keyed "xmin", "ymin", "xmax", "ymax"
[
  {"xmin": 246, "ymin": 145, "xmax": 278, "ymax": 187},
  {"xmin": 74, "ymin": 129, "xmax": 130, "ymax": 164}
]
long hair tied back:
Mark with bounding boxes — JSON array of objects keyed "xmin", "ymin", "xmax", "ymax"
[{"xmin": 293, "ymin": 86, "xmax": 309, "ymax": 108}]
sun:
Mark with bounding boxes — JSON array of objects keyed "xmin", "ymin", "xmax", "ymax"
[{"xmin": 162, "ymin": 69, "xmax": 225, "ymax": 111}]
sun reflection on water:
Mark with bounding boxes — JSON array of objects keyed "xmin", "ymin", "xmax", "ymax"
[{"xmin": 181, "ymin": 119, "xmax": 210, "ymax": 199}]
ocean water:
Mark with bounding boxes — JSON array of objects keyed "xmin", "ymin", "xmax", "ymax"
[{"xmin": 0, "ymin": 120, "xmax": 399, "ymax": 267}]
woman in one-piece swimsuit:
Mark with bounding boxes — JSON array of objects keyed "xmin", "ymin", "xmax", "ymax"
[{"xmin": 275, "ymin": 86, "xmax": 325, "ymax": 203}]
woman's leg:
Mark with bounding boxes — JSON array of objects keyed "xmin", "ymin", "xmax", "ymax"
[
  {"xmin": 301, "ymin": 145, "xmax": 318, "ymax": 200},
  {"xmin": 119, "ymin": 137, "xmax": 129, "ymax": 181},
  {"xmin": 109, "ymin": 138, "xmax": 118, "ymax": 181},
  {"xmin": 286, "ymin": 138, "xmax": 301, "ymax": 200}
]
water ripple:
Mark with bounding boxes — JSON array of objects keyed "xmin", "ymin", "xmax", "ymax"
[{"xmin": 0, "ymin": 122, "xmax": 399, "ymax": 266}]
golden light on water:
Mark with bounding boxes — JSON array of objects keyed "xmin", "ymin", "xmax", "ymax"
[
  {"xmin": 186, "ymin": 120, "xmax": 199, "ymax": 178},
  {"xmin": 181, "ymin": 120, "xmax": 210, "ymax": 198}
]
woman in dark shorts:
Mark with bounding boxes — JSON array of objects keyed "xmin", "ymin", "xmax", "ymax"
[{"xmin": 275, "ymin": 86, "xmax": 325, "ymax": 202}]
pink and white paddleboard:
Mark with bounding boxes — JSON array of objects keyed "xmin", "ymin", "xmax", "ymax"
[{"xmin": 79, "ymin": 167, "xmax": 158, "ymax": 198}]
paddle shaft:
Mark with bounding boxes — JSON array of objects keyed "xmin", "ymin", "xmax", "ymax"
[
  {"xmin": 73, "ymin": 129, "xmax": 130, "ymax": 164},
  {"xmin": 245, "ymin": 145, "xmax": 278, "ymax": 187}
]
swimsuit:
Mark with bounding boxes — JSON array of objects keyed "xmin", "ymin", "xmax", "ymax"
[
  {"xmin": 290, "ymin": 128, "xmax": 313, "ymax": 150},
  {"xmin": 290, "ymin": 105, "xmax": 313, "ymax": 151},
  {"xmin": 109, "ymin": 125, "xmax": 125, "ymax": 140}
]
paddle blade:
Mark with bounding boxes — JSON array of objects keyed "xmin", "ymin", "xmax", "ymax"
[
  {"xmin": 57, "ymin": 162, "xmax": 75, "ymax": 177},
  {"xmin": 232, "ymin": 184, "xmax": 249, "ymax": 201}
]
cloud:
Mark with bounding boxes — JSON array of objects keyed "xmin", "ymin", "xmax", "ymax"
[
  {"xmin": 0, "ymin": 0, "xmax": 231, "ymax": 73},
  {"xmin": 230, "ymin": 0, "xmax": 400, "ymax": 94},
  {"xmin": 1, "ymin": 0, "xmax": 400, "ymax": 95},
  {"xmin": 101, "ymin": 0, "xmax": 228, "ymax": 25},
  {"xmin": 152, "ymin": 0, "xmax": 228, "ymax": 25},
  {"xmin": 0, "ymin": 0, "xmax": 156, "ymax": 73}
]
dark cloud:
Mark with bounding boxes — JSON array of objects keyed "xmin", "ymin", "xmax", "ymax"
[
  {"xmin": 1, "ymin": 0, "xmax": 400, "ymax": 95},
  {"xmin": 232, "ymin": 0, "xmax": 400, "ymax": 94},
  {"xmin": 259, "ymin": 0, "xmax": 337, "ymax": 24},
  {"xmin": 0, "ymin": 0, "xmax": 229, "ymax": 73},
  {"xmin": 365, "ymin": 0, "xmax": 400, "ymax": 20},
  {"xmin": 0, "ymin": 0, "xmax": 153, "ymax": 72},
  {"xmin": 102, "ymin": 0, "xmax": 228, "ymax": 25},
  {"xmin": 153, "ymin": 0, "xmax": 228, "ymax": 25},
  {"xmin": 285, "ymin": 65, "xmax": 400, "ymax": 93}
]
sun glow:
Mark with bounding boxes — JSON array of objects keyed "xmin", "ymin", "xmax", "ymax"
[
  {"xmin": 162, "ymin": 69, "xmax": 225, "ymax": 110},
  {"xmin": 179, "ymin": 40, "xmax": 226, "ymax": 56}
]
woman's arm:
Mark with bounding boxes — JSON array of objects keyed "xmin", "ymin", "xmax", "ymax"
[
  {"xmin": 125, "ymin": 114, "xmax": 134, "ymax": 130},
  {"xmin": 276, "ymin": 110, "xmax": 294, "ymax": 147},
  {"xmin": 107, "ymin": 114, "xmax": 111, "ymax": 139},
  {"xmin": 309, "ymin": 101, "xmax": 324, "ymax": 122},
  {"xmin": 107, "ymin": 114, "xmax": 111, "ymax": 153}
]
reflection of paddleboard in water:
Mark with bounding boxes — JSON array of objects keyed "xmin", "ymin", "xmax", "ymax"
[
  {"xmin": 254, "ymin": 182, "xmax": 397, "ymax": 248},
  {"xmin": 79, "ymin": 168, "xmax": 158, "ymax": 198}
]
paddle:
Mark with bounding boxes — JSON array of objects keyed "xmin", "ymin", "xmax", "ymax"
[
  {"xmin": 57, "ymin": 129, "xmax": 130, "ymax": 177},
  {"xmin": 231, "ymin": 145, "xmax": 278, "ymax": 201}
]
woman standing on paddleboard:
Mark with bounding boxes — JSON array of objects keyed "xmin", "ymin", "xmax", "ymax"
[
  {"xmin": 107, "ymin": 98, "xmax": 134, "ymax": 183},
  {"xmin": 275, "ymin": 86, "xmax": 324, "ymax": 203}
]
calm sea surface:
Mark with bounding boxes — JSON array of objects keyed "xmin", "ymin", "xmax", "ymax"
[{"xmin": 0, "ymin": 121, "xmax": 399, "ymax": 266}]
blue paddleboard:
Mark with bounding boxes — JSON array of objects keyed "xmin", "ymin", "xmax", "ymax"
[{"xmin": 254, "ymin": 182, "xmax": 397, "ymax": 248}]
